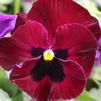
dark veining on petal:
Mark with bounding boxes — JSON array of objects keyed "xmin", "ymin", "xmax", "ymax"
[
  {"xmin": 31, "ymin": 57, "xmax": 65, "ymax": 82},
  {"xmin": 31, "ymin": 47, "xmax": 45, "ymax": 57},
  {"xmin": 54, "ymin": 49, "xmax": 68, "ymax": 60}
]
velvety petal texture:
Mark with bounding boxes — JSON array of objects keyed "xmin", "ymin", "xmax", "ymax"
[
  {"xmin": 12, "ymin": 20, "xmax": 48, "ymax": 48},
  {"xmin": 12, "ymin": 20, "xmax": 49, "ymax": 49},
  {"xmin": 11, "ymin": 76, "xmax": 52, "ymax": 101},
  {"xmin": 0, "ymin": 14, "xmax": 17, "ymax": 37},
  {"xmin": 10, "ymin": 59, "xmax": 39, "ymax": 80},
  {"xmin": 0, "ymin": 38, "xmax": 31, "ymax": 70},
  {"xmin": 0, "ymin": 20, "xmax": 48, "ymax": 70},
  {"xmin": 10, "ymin": 60, "xmax": 86, "ymax": 100},
  {"xmin": 28, "ymin": 0, "xmax": 100, "ymax": 39},
  {"xmin": 52, "ymin": 24, "xmax": 97, "ymax": 77},
  {"xmin": 50, "ymin": 60, "xmax": 86, "ymax": 100}
]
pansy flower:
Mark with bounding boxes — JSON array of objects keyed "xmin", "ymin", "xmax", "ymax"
[
  {"xmin": 0, "ymin": 14, "xmax": 17, "ymax": 37},
  {"xmin": 0, "ymin": 0, "xmax": 99, "ymax": 100},
  {"xmin": 0, "ymin": 20, "xmax": 97, "ymax": 100}
]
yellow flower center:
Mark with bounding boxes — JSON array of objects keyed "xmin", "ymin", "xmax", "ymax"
[{"xmin": 43, "ymin": 49, "xmax": 54, "ymax": 61}]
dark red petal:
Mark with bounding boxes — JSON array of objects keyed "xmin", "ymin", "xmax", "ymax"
[
  {"xmin": 86, "ymin": 18, "xmax": 101, "ymax": 40},
  {"xmin": 12, "ymin": 20, "xmax": 48, "ymax": 49},
  {"xmin": 28, "ymin": 0, "xmax": 100, "ymax": 39},
  {"xmin": 12, "ymin": 76, "xmax": 52, "ymax": 101},
  {"xmin": 50, "ymin": 60, "xmax": 86, "ymax": 100},
  {"xmin": 10, "ymin": 59, "xmax": 39, "ymax": 80},
  {"xmin": 0, "ymin": 38, "xmax": 31, "ymax": 70},
  {"xmin": 52, "ymin": 24, "xmax": 97, "ymax": 77},
  {"xmin": 12, "ymin": 12, "xmax": 27, "ymax": 33},
  {"xmin": 69, "ymin": 49, "xmax": 96, "ymax": 78}
]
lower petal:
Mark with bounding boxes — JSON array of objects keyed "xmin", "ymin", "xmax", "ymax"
[
  {"xmin": 50, "ymin": 60, "xmax": 86, "ymax": 100},
  {"xmin": 12, "ymin": 76, "xmax": 52, "ymax": 101}
]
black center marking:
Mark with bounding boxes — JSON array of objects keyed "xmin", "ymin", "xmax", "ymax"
[
  {"xmin": 54, "ymin": 49, "xmax": 68, "ymax": 60},
  {"xmin": 31, "ymin": 47, "xmax": 44, "ymax": 57},
  {"xmin": 31, "ymin": 57, "xmax": 65, "ymax": 82}
]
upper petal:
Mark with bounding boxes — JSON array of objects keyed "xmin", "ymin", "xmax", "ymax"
[
  {"xmin": 52, "ymin": 24, "xmax": 97, "ymax": 49},
  {"xmin": 52, "ymin": 24, "xmax": 97, "ymax": 77},
  {"xmin": 50, "ymin": 60, "xmax": 86, "ymax": 100},
  {"xmin": 0, "ymin": 14, "xmax": 17, "ymax": 37},
  {"xmin": 28, "ymin": 0, "xmax": 100, "ymax": 39},
  {"xmin": 12, "ymin": 20, "xmax": 49, "ymax": 49}
]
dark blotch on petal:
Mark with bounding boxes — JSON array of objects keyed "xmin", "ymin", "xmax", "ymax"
[
  {"xmin": 47, "ymin": 58, "xmax": 65, "ymax": 82},
  {"xmin": 31, "ymin": 57, "xmax": 65, "ymax": 82},
  {"xmin": 31, "ymin": 47, "xmax": 44, "ymax": 57},
  {"xmin": 54, "ymin": 49, "xmax": 68, "ymax": 60}
]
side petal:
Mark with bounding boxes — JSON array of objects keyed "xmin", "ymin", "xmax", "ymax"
[
  {"xmin": 10, "ymin": 59, "xmax": 40, "ymax": 80},
  {"xmin": 12, "ymin": 20, "xmax": 49, "ymax": 49},
  {"xmin": 0, "ymin": 38, "xmax": 31, "ymax": 70},
  {"xmin": 50, "ymin": 60, "xmax": 86, "ymax": 100},
  {"xmin": 28, "ymin": 0, "xmax": 100, "ymax": 39},
  {"xmin": 52, "ymin": 24, "xmax": 97, "ymax": 77},
  {"xmin": 11, "ymin": 76, "xmax": 52, "ymax": 101},
  {"xmin": 0, "ymin": 14, "xmax": 17, "ymax": 37}
]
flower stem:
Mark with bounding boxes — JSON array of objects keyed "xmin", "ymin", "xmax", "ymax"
[{"xmin": 14, "ymin": 0, "xmax": 21, "ymax": 14}]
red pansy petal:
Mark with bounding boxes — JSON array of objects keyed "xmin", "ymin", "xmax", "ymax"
[
  {"xmin": 10, "ymin": 58, "xmax": 40, "ymax": 80},
  {"xmin": 28, "ymin": 0, "xmax": 100, "ymax": 39},
  {"xmin": 52, "ymin": 24, "xmax": 97, "ymax": 77},
  {"xmin": 69, "ymin": 49, "xmax": 96, "ymax": 77},
  {"xmin": 52, "ymin": 24, "xmax": 97, "ymax": 49},
  {"xmin": 86, "ymin": 19, "xmax": 101, "ymax": 40},
  {"xmin": 12, "ymin": 76, "xmax": 52, "ymax": 101},
  {"xmin": 12, "ymin": 12, "xmax": 27, "ymax": 33},
  {"xmin": 50, "ymin": 60, "xmax": 86, "ymax": 100},
  {"xmin": 12, "ymin": 20, "xmax": 49, "ymax": 49},
  {"xmin": 0, "ymin": 38, "xmax": 31, "ymax": 70}
]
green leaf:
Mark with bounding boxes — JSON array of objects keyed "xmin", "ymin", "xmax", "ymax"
[
  {"xmin": 0, "ymin": 68, "xmax": 24, "ymax": 101},
  {"xmin": 76, "ymin": 91, "xmax": 97, "ymax": 101},
  {"xmin": 0, "ymin": 68, "xmax": 17, "ymax": 97},
  {"xmin": 12, "ymin": 91, "xmax": 23, "ymax": 101},
  {"xmin": 0, "ymin": 68, "xmax": 7, "ymax": 79}
]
